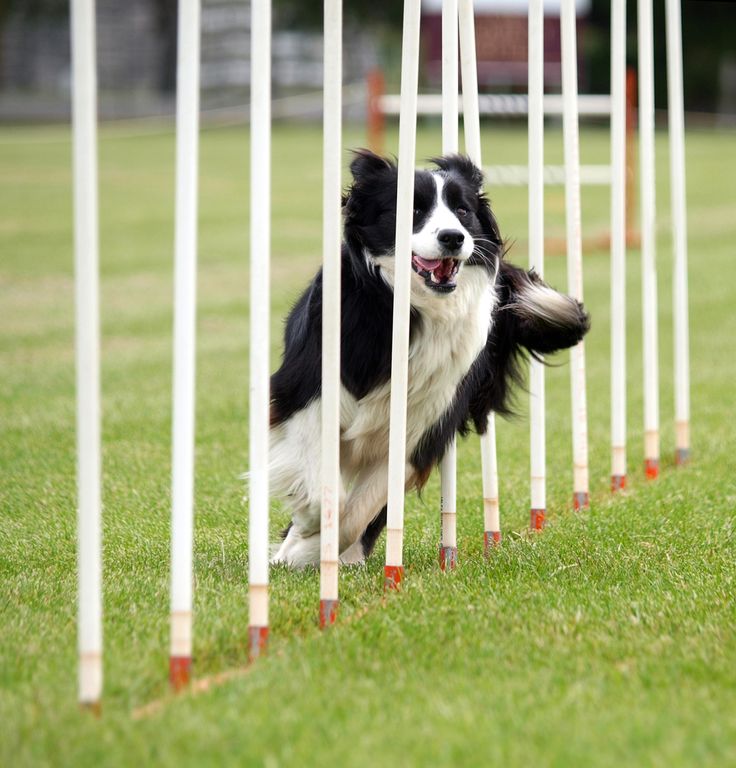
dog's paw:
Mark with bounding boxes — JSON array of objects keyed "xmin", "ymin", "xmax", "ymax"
[{"xmin": 270, "ymin": 529, "xmax": 320, "ymax": 569}]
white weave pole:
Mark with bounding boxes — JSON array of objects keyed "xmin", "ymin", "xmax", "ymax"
[
  {"xmin": 439, "ymin": 0, "xmax": 459, "ymax": 572},
  {"xmin": 459, "ymin": 0, "xmax": 501, "ymax": 553},
  {"xmin": 248, "ymin": 0, "xmax": 271, "ymax": 658},
  {"xmin": 169, "ymin": 0, "xmax": 200, "ymax": 690},
  {"xmin": 71, "ymin": 0, "xmax": 102, "ymax": 712},
  {"xmin": 638, "ymin": 0, "xmax": 660, "ymax": 480},
  {"xmin": 610, "ymin": 0, "xmax": 627, "ymax": 492},
  {"xmin": 320, "ymin": 0, "xmax": 342, "ymax": 628},
  {"xmin": 560, "ymin": 0, "xmax": 590, "ymax": 511},
  {"xmin": 385, "ymin": 0, "xmax": 421, "ymax": 591},
  {"xmin": 665, "ymin": 0, "xmax": 690, "ymax": 466},
  {"xmin": 528, "ymin": 0, "xmax": 546, "ymax": 531}
]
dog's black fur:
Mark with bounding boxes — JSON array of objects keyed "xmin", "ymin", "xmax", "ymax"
[{"xmin": 269, "ymin": 151, "xmax": 590, "ymax": 563}]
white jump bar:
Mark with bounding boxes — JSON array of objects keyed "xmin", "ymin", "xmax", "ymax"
[
  {"xmin": 485, "ymin": 163, "xmax": 611, "ymax": 186},
  {"xmin": 380, "ymin": 93, "xmax": 612, "ymax": 117}
]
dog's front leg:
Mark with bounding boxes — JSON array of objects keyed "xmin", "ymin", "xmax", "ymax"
[{"xmin": 338, "ymin": 462, "xmax": 417, "ymax": 564}]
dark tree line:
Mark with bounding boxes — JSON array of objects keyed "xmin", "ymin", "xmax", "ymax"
[{"xmin": 2, "ymin": 0, "xmax": 735, "ymax": 112}]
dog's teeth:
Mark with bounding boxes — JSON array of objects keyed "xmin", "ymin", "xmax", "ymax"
[{"xmin": 430, "ymin": 271, "xmax": 439, "ymax": 283}]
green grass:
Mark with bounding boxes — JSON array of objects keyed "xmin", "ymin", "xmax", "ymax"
[{"xmin": 1, "ymin": 120, "xmax": 735, "ymax": 767}]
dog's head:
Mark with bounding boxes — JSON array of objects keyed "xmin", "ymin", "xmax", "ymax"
[{"xmin": 343, "ymin": 151, "xmax": 502, "ymax": 294}]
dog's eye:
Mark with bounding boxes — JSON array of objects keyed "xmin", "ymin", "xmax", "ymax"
[
  {"xmin": 413, "ymin": 208, "xmax": 421, "ymax": 216},
  {"xmin": 456, "ymin": 207, "xmax": 468, "ymax": 217}
]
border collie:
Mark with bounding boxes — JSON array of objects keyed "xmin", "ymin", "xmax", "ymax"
[{"xmin": 268, "ymin": 151, "xmax": 589, "ymax": 568}]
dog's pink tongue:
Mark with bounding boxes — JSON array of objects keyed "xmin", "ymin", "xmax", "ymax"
[{"xmin": 414, "ymin": 255, "xmax": 442, "ymax": 271}]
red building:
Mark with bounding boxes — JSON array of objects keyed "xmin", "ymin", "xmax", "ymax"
[{"xmin": 421, "ymin": 0, "xmax": 592, "ymax": 89}]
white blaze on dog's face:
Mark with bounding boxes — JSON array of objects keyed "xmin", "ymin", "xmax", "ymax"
[{"xmin": 408, "ymin": 175, "xmax": 476, "ymax": 294}]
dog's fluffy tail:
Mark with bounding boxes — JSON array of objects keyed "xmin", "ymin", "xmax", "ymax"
[{"xmin": 465, "ymin": 260, "xmax": 590, "ymax": 431}]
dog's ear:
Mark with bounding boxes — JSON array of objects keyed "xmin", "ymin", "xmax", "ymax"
[
  {"xmin": 349, "ymin": 149, "xmax": 395, "ymax": 182},
  {"xmin": 432, "ymin": 154, "xmax": 484, "ymax": 190},
  {"xmin": 476, "ymin": 191, "xmax": 503, "ymax": 248}
]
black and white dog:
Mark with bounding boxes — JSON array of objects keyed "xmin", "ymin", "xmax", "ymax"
[{"xmin": 268, "ymin": 151, "xmax": 589, "ymax": 567}]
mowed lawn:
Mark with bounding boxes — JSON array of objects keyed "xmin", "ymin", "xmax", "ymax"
[{"xmin": 1, "ymin": 121, "xmax": 735, "ymax": 766}]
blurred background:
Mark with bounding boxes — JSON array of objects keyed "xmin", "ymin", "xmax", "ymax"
[{"xmin": 2, "ymin": 0, "xmax": 735, "ymax": 125}]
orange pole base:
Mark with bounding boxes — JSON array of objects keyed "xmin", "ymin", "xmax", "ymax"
[
  {"xmin": 319, "ymin": 599, "xmax": 338, "ymax": 628},
  {"xmin": 644, "ymin": 458, "xmax": 659, "ymax": 480},
  {"xmin": 530, "ymin": 508, "xmax": 545, "ymax": 531},
  {"xmin": 169, "ymin": 655, "xmax": 191, "ymax": 691},
  {"xmin": 611, "ymin": 474, "xmax": 627, "ymax": 492},
  {"xmin": 483, "ymin": 530, "xmax": 501, "ymax": 556},
  {"xmin": 384, "ymin": 565, "xmax": 404, "ymax": 591},
  {"xmin": 439, "ymin": 546, "xmax": 458, "ymax": 571},
  {"xmin": 248, "ymin": 625, "xmax": 268, "ymax": 661}
]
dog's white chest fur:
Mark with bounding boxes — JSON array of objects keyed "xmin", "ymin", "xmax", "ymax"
[{"xmin": 340, "ymin": 265, "xmax": 494, "ymax": 469}]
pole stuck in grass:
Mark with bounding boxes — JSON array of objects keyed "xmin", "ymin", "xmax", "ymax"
[
  {"xmin": 458, "ymin": 0, "xmax": 501, "ymax": 552},
  {"xmin": 71, "ymin": 0, "xmax": 102, "ymax": 713},
  {"xmin": 320, "ymin": 0, "xmax": 342, "ymax": 628},
  {"xmin": 637, "ymin": 0, "xmax": 660, "ymax": 480},
  {"xmin": 610, "ymin": 0, "xmax": 627, "ymax": 492},
  {"xmin": 528, "ymin": 0, "xmax": 546, "ymax": 531},
  {"xmin": 665, "ymin": 0, "xmax": 690, "ymax": 467},
  {"xmin": 248, "ymin": 0, "xmax": 271, "ymax": 657},
  {"xmin": 439, "ymin": 0, "xmax": 459, "ymax": 572},
  {"xmin": 385, "ymin": 0, "xmax": 421, "ymax": 591},
  {"xmin": 560, "ymin": 0, "xmax": 590, "ymax": 511},
  {"xmin": 169, "ymin": 0, "xmax": 201, "ymax": 691}
]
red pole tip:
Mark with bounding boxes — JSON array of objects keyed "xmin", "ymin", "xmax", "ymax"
[
  {"xmin": 644, "ymin": 458, "xmax": 659, "ymax": 479},
  {"xmin": 439, "ymin": 545, "xmax": 458, "ymax": 571},
  {"xmin": 483, "ymin": 531, "xmax": 502, "ymax": 556},
  {"xmin": 530, "ymin": 508, "xmax": 545, "ymax": 531},
  {"xmin": 573, "ymin": 492, "xmax": 590, "ymax": 511},
  {"xmin": 248, "ymin": 625, "xmax": 269, "ymax": 661},
  {"xmin": 169, "ymin": 656, "xmax": 191, "ymax": 691},
  {"xmin": 384, "ymin": 564, "xmax": 404, "ymax": 591},
  {"xmin": 611, "ymin": 474, "xmax": 627, "ymax": 492},
  {"xmin": 319, "ymin": 599, "xmax": 339, "ymax": 628},
  {"xmin": 675, "ymin": 448, "xmax": 690, "ymax": 466}
]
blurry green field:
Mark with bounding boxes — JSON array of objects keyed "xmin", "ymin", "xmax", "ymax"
[{"xmin": 1, "ymin": 121, "xmax": 735, "ymax": 766}]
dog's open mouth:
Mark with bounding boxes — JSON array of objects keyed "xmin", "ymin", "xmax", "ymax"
[{"xmin": 411, "ymin": 254, "xmax": 460, "ymax": 293}]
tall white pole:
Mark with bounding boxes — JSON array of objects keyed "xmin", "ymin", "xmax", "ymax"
[
  {"xmin": 610, "ymin": 0, "xmax": 627, "ymax": 492},
  {"xmin": 459, "ymin": 0, "xmax": 501, "ymax": 553},
  {"xmin": 638, "ymin": 0, "xmax": 660, "ymax": 480},
  {"xmin": 170, "ymin": 0, "xmax": 200, "ymax": 690},
  {"xmin": 385, "ymin": 0, "xmax": 421, "ymax": 591},
  {"xmin": 560, "ymin": 0, "xmax": 590, "ymax": 511},
  {"xmin": 248, "ymin": 0, "xmax": 271, "ymax": 657},
  {"xmin": 71, "ymin": 0, "xmax": 102, "ymax": 712},
  {"xmin": 665, "ymin": 0, "xmax": 690, "ymax": 466},
  {"xmin": 439, "ymin": 0, "xmax": 459, "ymax": 572},
  {"xmin": 528, "ymin": 0, "xmax": 546, "ymax": 530},
  {"xmin": 320, "ymin": 0, "xmax": 342, "ymax": 627}
]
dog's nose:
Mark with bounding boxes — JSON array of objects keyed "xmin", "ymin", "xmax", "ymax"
[{"xmin": 437, "ymin": 229, "xmax": 465, "ymax": 251}]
